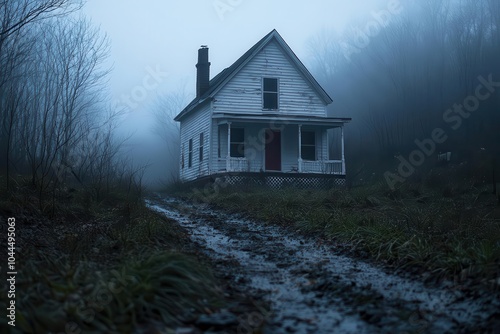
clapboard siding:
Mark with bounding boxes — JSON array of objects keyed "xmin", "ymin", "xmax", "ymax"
[
  {"xmin": 211, "ymin": 122, "xmax": 227, "ymax": 172},
  {"xmin": 213, "ymin": 40, "xmax": 327, "ymax": 116},
  {"xmin": 179, "ymin": 103, "xmax": 211, "ymax": 181},
  {"xmin": 175, "ymin": 30, "xmax": 348, "ymax": 184},
  {"xmin": 208, "ymin": 123, "xmax": 330, "ymax": 173}
]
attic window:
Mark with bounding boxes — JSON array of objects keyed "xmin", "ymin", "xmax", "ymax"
[{"xmin": 263, "ymin": 78, "xmax": 278, "ymax": 110}]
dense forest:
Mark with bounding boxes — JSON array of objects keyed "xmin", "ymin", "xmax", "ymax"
[{"xmin": 309, "ymin": 0, "xmax": 500, "ymax": 188}]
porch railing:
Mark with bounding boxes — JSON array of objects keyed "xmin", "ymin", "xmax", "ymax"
[
  {"xmin": 301, "ymin": 160, "xmax": 344, "ymax": 175},
  {"xmin": 217, "ymin": 157, "xmax": 260, "ymax": 173},
  {"xmin": 215, "ymin": 158, "xmax": 344, "ymax": 175}
]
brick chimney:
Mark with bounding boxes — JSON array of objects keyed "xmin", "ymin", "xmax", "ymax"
[{"xmin": 196, "ymin": 46, "xmax": 210, "ymax": 98}]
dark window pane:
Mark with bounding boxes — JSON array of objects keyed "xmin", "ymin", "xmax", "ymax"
[
  {"xmin": 302, "ymin": 146, "xmax": 315, "ymax": 161},
  {"xmin": 230, "ymin": 144, "xmax": 245, "ymax": 157},
  {"xmin": 188, "ymin": 139, "xmax": 193, "ymax": 167},
  {"xmin": 263, "ymin": 78, "xmax": 278, "ymax": 109},
  {"xmin": 302, "ymin": 131, "xmax": 315, "ymax": 145},
  {"xmin": 199, "ymin": 133, "xmax": 204, "ymax": 161},
  {"xmin": 231, "ymin": 128, "xmax": 244, "ymax": 142},
  {"xmin": 263, "ymin": 93, "xmax": 278, "ymax": 109},
  {"xmin": 237, "ymin": 143, "xmax": 245, "ymax": 156},
  {"xmin": 301, "ymin": 131, "xmax": 315, "ymax": 161},
  {"xmin": 230, "ymin": 128, "xmax": 245, "ymax": 158},
  {"xmin": 218, "ymin": 127, "xmax": 221, "ymax": 158},
  {"xmin": 263, "ymin": 78, "xmax": 277, "ymax": 92}
]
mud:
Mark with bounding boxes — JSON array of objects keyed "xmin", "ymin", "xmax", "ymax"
[{"xmin": 146, "ymin": 195, "xmax": 500, "ymax": 334}]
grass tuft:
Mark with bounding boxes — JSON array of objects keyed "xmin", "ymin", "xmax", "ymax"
[{"xmin": 181, "ymin": 181, "xmax": 500, "ymax": 286}]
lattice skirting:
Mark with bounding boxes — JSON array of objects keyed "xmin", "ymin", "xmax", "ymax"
[{"xmin": 210, "ymin": 173, "xmax": 346, "ymax": 189}]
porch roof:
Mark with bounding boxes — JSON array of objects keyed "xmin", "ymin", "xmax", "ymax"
[{"xmin": 213, "ymin": 112, "xmax": 351, "ymax": 128}]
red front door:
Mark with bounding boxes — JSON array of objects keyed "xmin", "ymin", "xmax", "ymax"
[{"xmin": 265, "ymin": 129, "xmax": 281, "ymax": 171}]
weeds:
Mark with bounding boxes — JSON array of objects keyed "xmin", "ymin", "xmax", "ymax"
[
  {"xmin": 12, "ymin": 250, "xmax": 222, "ymax": 333},
  {"xmin": 86, "ymin": 252, "xmax": 222, "ymax": 332},
  {"xmin": 0, "ymin": 183, "xmax": 225, "ymax": 333},
  {"xmin": 183, "ymin": 181, "xmax": 500, "ymax": 286}
]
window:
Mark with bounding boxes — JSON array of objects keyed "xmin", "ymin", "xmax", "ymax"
[
  {"xmin": 230, "ymin": 128, "xmax": 245, "ymax": 158},
  {"xmin": 263, "ymin": 78, "xmax": 278, "ymax": 110},
  {"xmin": 188, "ymin": 139, "xmax": 193, "ymax": 168},
  {"xmin": 199, "ymin": 133, "xmax": 204, "ymax": 161},
  {"xmin": 217, "ymin": 127, "xmax": 221, "ymax": 158},
  {"xmin": 301, "ymin": 131, "xmax": 316, "ymax": 161},
  {"xmin": 181, "ymin": 143, "xmax": 185, "ymax": 169}
]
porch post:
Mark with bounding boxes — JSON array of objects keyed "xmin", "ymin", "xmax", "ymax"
[
  {"xmin": 298, "ymin": 124, "xmax": 302, "ymax": 172},
  {"xmin": 325, "ymin": 129, "xmax": 329, "ymax": 160},
  {"xmin": 341, "ymin": 125, "xmax": 345, "ymax": 174},
  {"xmin": 227, "ymin": 122, "xmax": 231, "ymax": 171}
]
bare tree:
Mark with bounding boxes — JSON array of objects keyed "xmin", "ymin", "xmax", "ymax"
[
  {"xmin": 0, "ymin": 0, "xmax": 82, "ymax": 40},
  {"xmin": 309, "ymin": 0, "xmax": 500, "ymax": 180},
  {"xmin": 0, "ymin": 0, "xmax": 82, "ymax": 189},
  {"xmin": 15, "ymin": 17, "xmax": 110, "ymax": 207},
  {"xmin": 306, "ymin": 28, "xmax": 344, "ymax": 85}
]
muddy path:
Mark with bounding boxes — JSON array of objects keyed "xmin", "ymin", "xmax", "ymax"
[{"xmin": 146, "ymin": 195, "xmax": 499, "ymax": 334}]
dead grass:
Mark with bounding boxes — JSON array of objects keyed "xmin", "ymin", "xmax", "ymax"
[
  {"xmin": 0, "ymin": 185, "xmax": 225, "ymax": 333},
  {"xmin": 182, "ymin": 180, "xmax": 500, "ymax": 288}
]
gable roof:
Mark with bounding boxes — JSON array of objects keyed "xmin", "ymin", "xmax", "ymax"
[{"xmin": 174, "ymin": 29, "xmax": 333, "ymax": 122}]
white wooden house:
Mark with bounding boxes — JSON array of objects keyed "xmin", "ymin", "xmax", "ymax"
[{"xmin": 174, "ymin": 29, "xmax": 351, "ymax": 187}]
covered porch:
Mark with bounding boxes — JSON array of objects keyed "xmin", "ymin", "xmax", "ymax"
[{"xmin": 211, "ymin": 113, "xmax": 349, "ymax": 176}]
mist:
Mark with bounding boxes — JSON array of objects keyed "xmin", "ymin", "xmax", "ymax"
[
  {"xmin": 1, "ymin": 0, "xmax": 498, "ymax": 192},
  {"xmin": 2, "ymin": 1, "xmax": 500, "ymax": 333},
  {"xmin": 307, "ymin": 0, "xmax": 500, "ymax": 188},
  {"xmin": 79, "ymin": 0, "xmax": 500, "ymax": 190}
]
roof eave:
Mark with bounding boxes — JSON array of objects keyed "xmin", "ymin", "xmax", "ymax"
[
  {"xmin": 174, "ymin": 97, "xmax": 212, "ymax": 122},
  {"xmin": 212, "ymin": 112, "xmax": 351, "ymax": 124},
  {"xmin": 271, "ymin": 33, "xmax": 333, "ymax": 105}
]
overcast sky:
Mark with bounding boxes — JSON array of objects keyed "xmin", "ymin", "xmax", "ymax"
[
  {"xmin": 81, "ymin": 0, "xmax": 393, "ymax": 183},
  {"xmin": 82, "ymin": 0, "xmax": 389, "ymax": 129}
]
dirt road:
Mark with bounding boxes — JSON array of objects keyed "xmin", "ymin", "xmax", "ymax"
[{"xmin": 147, "ymin": 195, "xmax": 499, "ymax": 334}]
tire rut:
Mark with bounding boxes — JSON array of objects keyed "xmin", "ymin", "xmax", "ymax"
[{"xmin": 147, "ymin": 196, "xmax": 499, "ymax": 334}]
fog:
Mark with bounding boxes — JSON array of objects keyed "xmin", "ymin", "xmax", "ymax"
[
  {"xmin": 2, "ymin": 2, "xmax": 499, "ymax": 331},
  {"xmin": 80, "ymin": 0, "xmax": 390, "ymax": 188},
  {"xmin": 1, "ymin": 0, "xmax": 499, "ymax": 191},
  {"xmin": 308, "ymin": 0, "xmax": 500, "ymax": 188}
]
